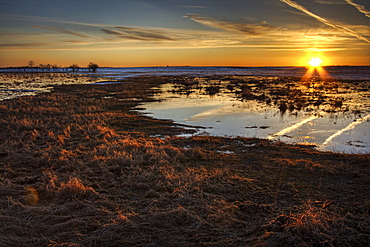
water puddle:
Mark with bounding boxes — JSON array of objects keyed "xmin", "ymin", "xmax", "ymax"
[
  {"xmin": 0, "ymin": 73, "xmax": 107, "ymax": 101},
  {"xmin": 138, "ymin": 76, "xmax": 370, "ymax": 154}
]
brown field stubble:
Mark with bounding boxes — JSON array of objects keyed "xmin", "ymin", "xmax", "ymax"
[{"xmin": 0, "ymin": 75, "xmax": 369, "ymax": 246}]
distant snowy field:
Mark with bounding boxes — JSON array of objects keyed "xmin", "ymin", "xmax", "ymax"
[
  {"xmin": 1, "ymin": 66, "xmax": 369, "ymax": 80},
  {"xmin": 1, "ymin": 66, "xmax": 368, "ymax": 101}
]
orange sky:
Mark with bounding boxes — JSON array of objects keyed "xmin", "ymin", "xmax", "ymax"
[{"xmin": 1, "ymin": 0, "xmax": 369, "ymax": 67}]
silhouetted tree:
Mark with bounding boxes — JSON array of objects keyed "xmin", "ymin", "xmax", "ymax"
[
  {"xmin": 88, "ymin": 62, "xmax": 99, "ymax": 72},
  {"xmin": 28, "ymin": 61, "xmax": 35, "ymax": 68},
  {"xmin": 69, "ymin": 64, "xmax": 80, "ymax": 72}
]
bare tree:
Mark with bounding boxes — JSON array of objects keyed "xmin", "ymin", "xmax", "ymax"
[
  {"xmin": 87, "ymin": 62, "xmax": 99, "ymax": 72},
  {"xmin": 28, "ymin": 61, "xmax": 35, "ymax": 68},
  {"xmin": 45, "ymin": 64, "xmax": 52, "ymax": 71},
  {"xmin": 69, "ymin": 64, "xmax": 80, "ymax": 72}
]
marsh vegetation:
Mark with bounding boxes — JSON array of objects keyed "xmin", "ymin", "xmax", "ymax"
[
  {"xmin": 139, "ymin": 76, "xmax": 370, "ymax": 153},
  {"xmin": 0, "ymin": 74, "xmax": 369, "ymax": 246}
]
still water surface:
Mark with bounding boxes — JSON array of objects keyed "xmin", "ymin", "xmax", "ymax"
[{"xmin": 138, "ymin": 76, "xmax": 370, "ymax": 154}]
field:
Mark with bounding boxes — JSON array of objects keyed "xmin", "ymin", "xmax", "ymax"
[{"xmin": 0, "ymin": 75, "xmax": 369, "ymax": 246}]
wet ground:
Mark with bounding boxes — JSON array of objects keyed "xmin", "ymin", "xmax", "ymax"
[
  {"xmin": 138, "ymin": 76, "xmax": 370, "ymax": 153},
  {"xmin": 1, "ymin": 69, "xmax": 369, "ymax": 154},
  {"xmin": 1, "ymin": 77, "xmax": 369, "ymax": 246},
  {"xmin": 0, "ymin": 72, "xmax": 109, "ymax": 101}
]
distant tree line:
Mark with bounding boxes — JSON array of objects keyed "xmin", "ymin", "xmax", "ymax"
[{"xmin": 10, "ymin": 61, "xmax": 99, "ymax": 72}]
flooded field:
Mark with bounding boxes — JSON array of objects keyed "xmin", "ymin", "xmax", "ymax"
[
  {"xmin": 0, "ymin": 73, "xmax": 107, "ymax": 101},
  {"xmin": 138, "ymin": 76, "xmax": 370, "ymax": 153},
  {"xmin": 1, "ymin": 67, "xmax": 369, "ymax": 154}
]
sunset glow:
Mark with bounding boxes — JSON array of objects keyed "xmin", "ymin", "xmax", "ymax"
[
  {"xmin": 0, "ymin": 0, "xmax": 369, "ymax": 67},
  {"xmin": 304, "ymin": 56, "xmax": 330, "ymax": 79},
  {"xmin": 1, "ymin": 1, "xmax": 370, "ymax": 245},
  {"xmin": 308, "ymin": 57, "xmax": 323, "ymax": 67}
]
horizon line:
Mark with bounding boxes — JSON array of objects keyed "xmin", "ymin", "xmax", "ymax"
[{"xmin": 1, "ymin": 65, "xmax": 370, "ymax": 69}]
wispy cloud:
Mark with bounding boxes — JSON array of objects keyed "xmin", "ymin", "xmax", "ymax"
[
  {"xmin": 184, "ymin": 14, "xmax": 278, "ymax": 36},
  {"xmin": 1, "ymin": 14, "xmax": 111, "ymax": 28},
  {"xmin": 0, "ymin": 39, "xmax": 97, "ymax": 51},
  {"xmin": 184, "ymin": 13, "xmax": 361, "ymax": 45},
  {"xmin": 1, "ymin": 13, "xmax": 366, "ymax": 53},
  {"xmin": 179, "ymin": 6, "xmax": 208, "ymax": 9},
  {"xmin": 114, "ymin": 26, "xmax": 177, "ymax": 41},
  {"xmin": 100, "ymin": 26, "xmax": 188, "ymax": 42},
  {"xmin": 314, "ymin": 0, "xmax": 345, "ymax": 4},
  {"xmin": 279, "ymin": 0, "xmax": 370, "ymax": 43},
  {"xmin": 344, "ymin": 0, "xmax": 370, "ymax": 18},
  {"xmin": 30, "ymin": 25, "xmax": 90, "ymax": 38},
  {"xmin": 8, "ymin": 14, "xmax": 178, "ymax": 42}
]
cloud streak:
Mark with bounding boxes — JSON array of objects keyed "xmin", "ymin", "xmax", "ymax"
[
  {"xmin": 315, "ymin": 0, "xmax": 345, "ymax": 4},
  {"xmin": 30, "ymin": 25, "xmax": 90, "ymax": 38},
  {"xmin": 101, "ymin": 26, "xmax": 178, "ymax": 41},
  {"xmin": 279, "ymin": 0, "xmax": 370, "ymax": 43},
  {"xmin": 184, "ymin": 14, "xmax": 278, "ymax": 36},
  {"xmin": 179, "ymin": 6, "xmax": 208, "ymax": 9},
  {"xmin": 1, "ymin": 13, "xmax": 366, "ymax": 53},
  {"xmin": 344, "ymin": 0, "xmax": 370, "ymax": 18},
  {"xmin": 2, "ymin": 14, "xmax": 112, "ymax": 28}
]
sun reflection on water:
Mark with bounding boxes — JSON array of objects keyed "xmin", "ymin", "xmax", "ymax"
[{"xmin": 139, "ymin": 76, "xmax": 370, "ymax": 154}]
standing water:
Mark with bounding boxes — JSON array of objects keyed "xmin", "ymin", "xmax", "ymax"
[
  {"xmin": 1, "ymin": 66, "xmax": 369, "ymax": 153},
  {"xmin": 132, "ymin": 67, "xmax": 369, "ymax": 154}
]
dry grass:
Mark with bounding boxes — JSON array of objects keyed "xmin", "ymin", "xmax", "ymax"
[{"xmin": 0, "ymin": 75, "xmax": 369, "ymax": 246}]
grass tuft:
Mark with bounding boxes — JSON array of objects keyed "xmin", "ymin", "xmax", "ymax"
[{"xmin": 57, "ymin": 177, "xmax": 97, "ymax": 200}]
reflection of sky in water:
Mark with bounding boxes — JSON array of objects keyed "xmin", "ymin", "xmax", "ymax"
[
  {"xmin": 1, "ymin": 69, "xmax": 369, "ymax": 154},
  {"xmin": 139, "ymin": 82, "xmax": 370, "ymax": 154},
  {"xmin": 0, "ymin": 73, "xmax": 98, "ymax": 101}
]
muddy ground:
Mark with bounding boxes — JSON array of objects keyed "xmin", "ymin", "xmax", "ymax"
[{"xmin": 0, "ymin": 75, "xmax": 369, "ymax": 246}]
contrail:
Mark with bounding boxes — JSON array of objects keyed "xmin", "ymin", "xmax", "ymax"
[
  {"xmin": 279, "ymin": 0, "xmax": 370, "ymax": 43},
  {"xmin": 321, "ymin": 114, "xmax": 370, "ymax": 146},
  {"xmin": 345, "ymin": 0, "xmax": 370, "ymax": 18},
  {"xmin": 267, "ymin": 115, "xmax": 319, "ymax": 140}
]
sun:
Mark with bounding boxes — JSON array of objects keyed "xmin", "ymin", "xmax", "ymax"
[
  {"xmin": 308, "ymin": 57, "xmax": 322, "ymax": 67},
  {"xmin": 304, "ymin": 56, "xmax": 330, "ymax": 79}
]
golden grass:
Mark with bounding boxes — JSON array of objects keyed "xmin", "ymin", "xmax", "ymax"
[
  {"xmin": 0, "ymin": 74, "xmax": 369, "ymax": 246},
  {"xmin": 57, "ymin": 177, "xmax": 97, "ymax": 200}
]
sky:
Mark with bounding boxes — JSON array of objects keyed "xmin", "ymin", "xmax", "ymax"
[{"xmin": 0, "ymin": 0, "xmax": 369, "ymax": 67}]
